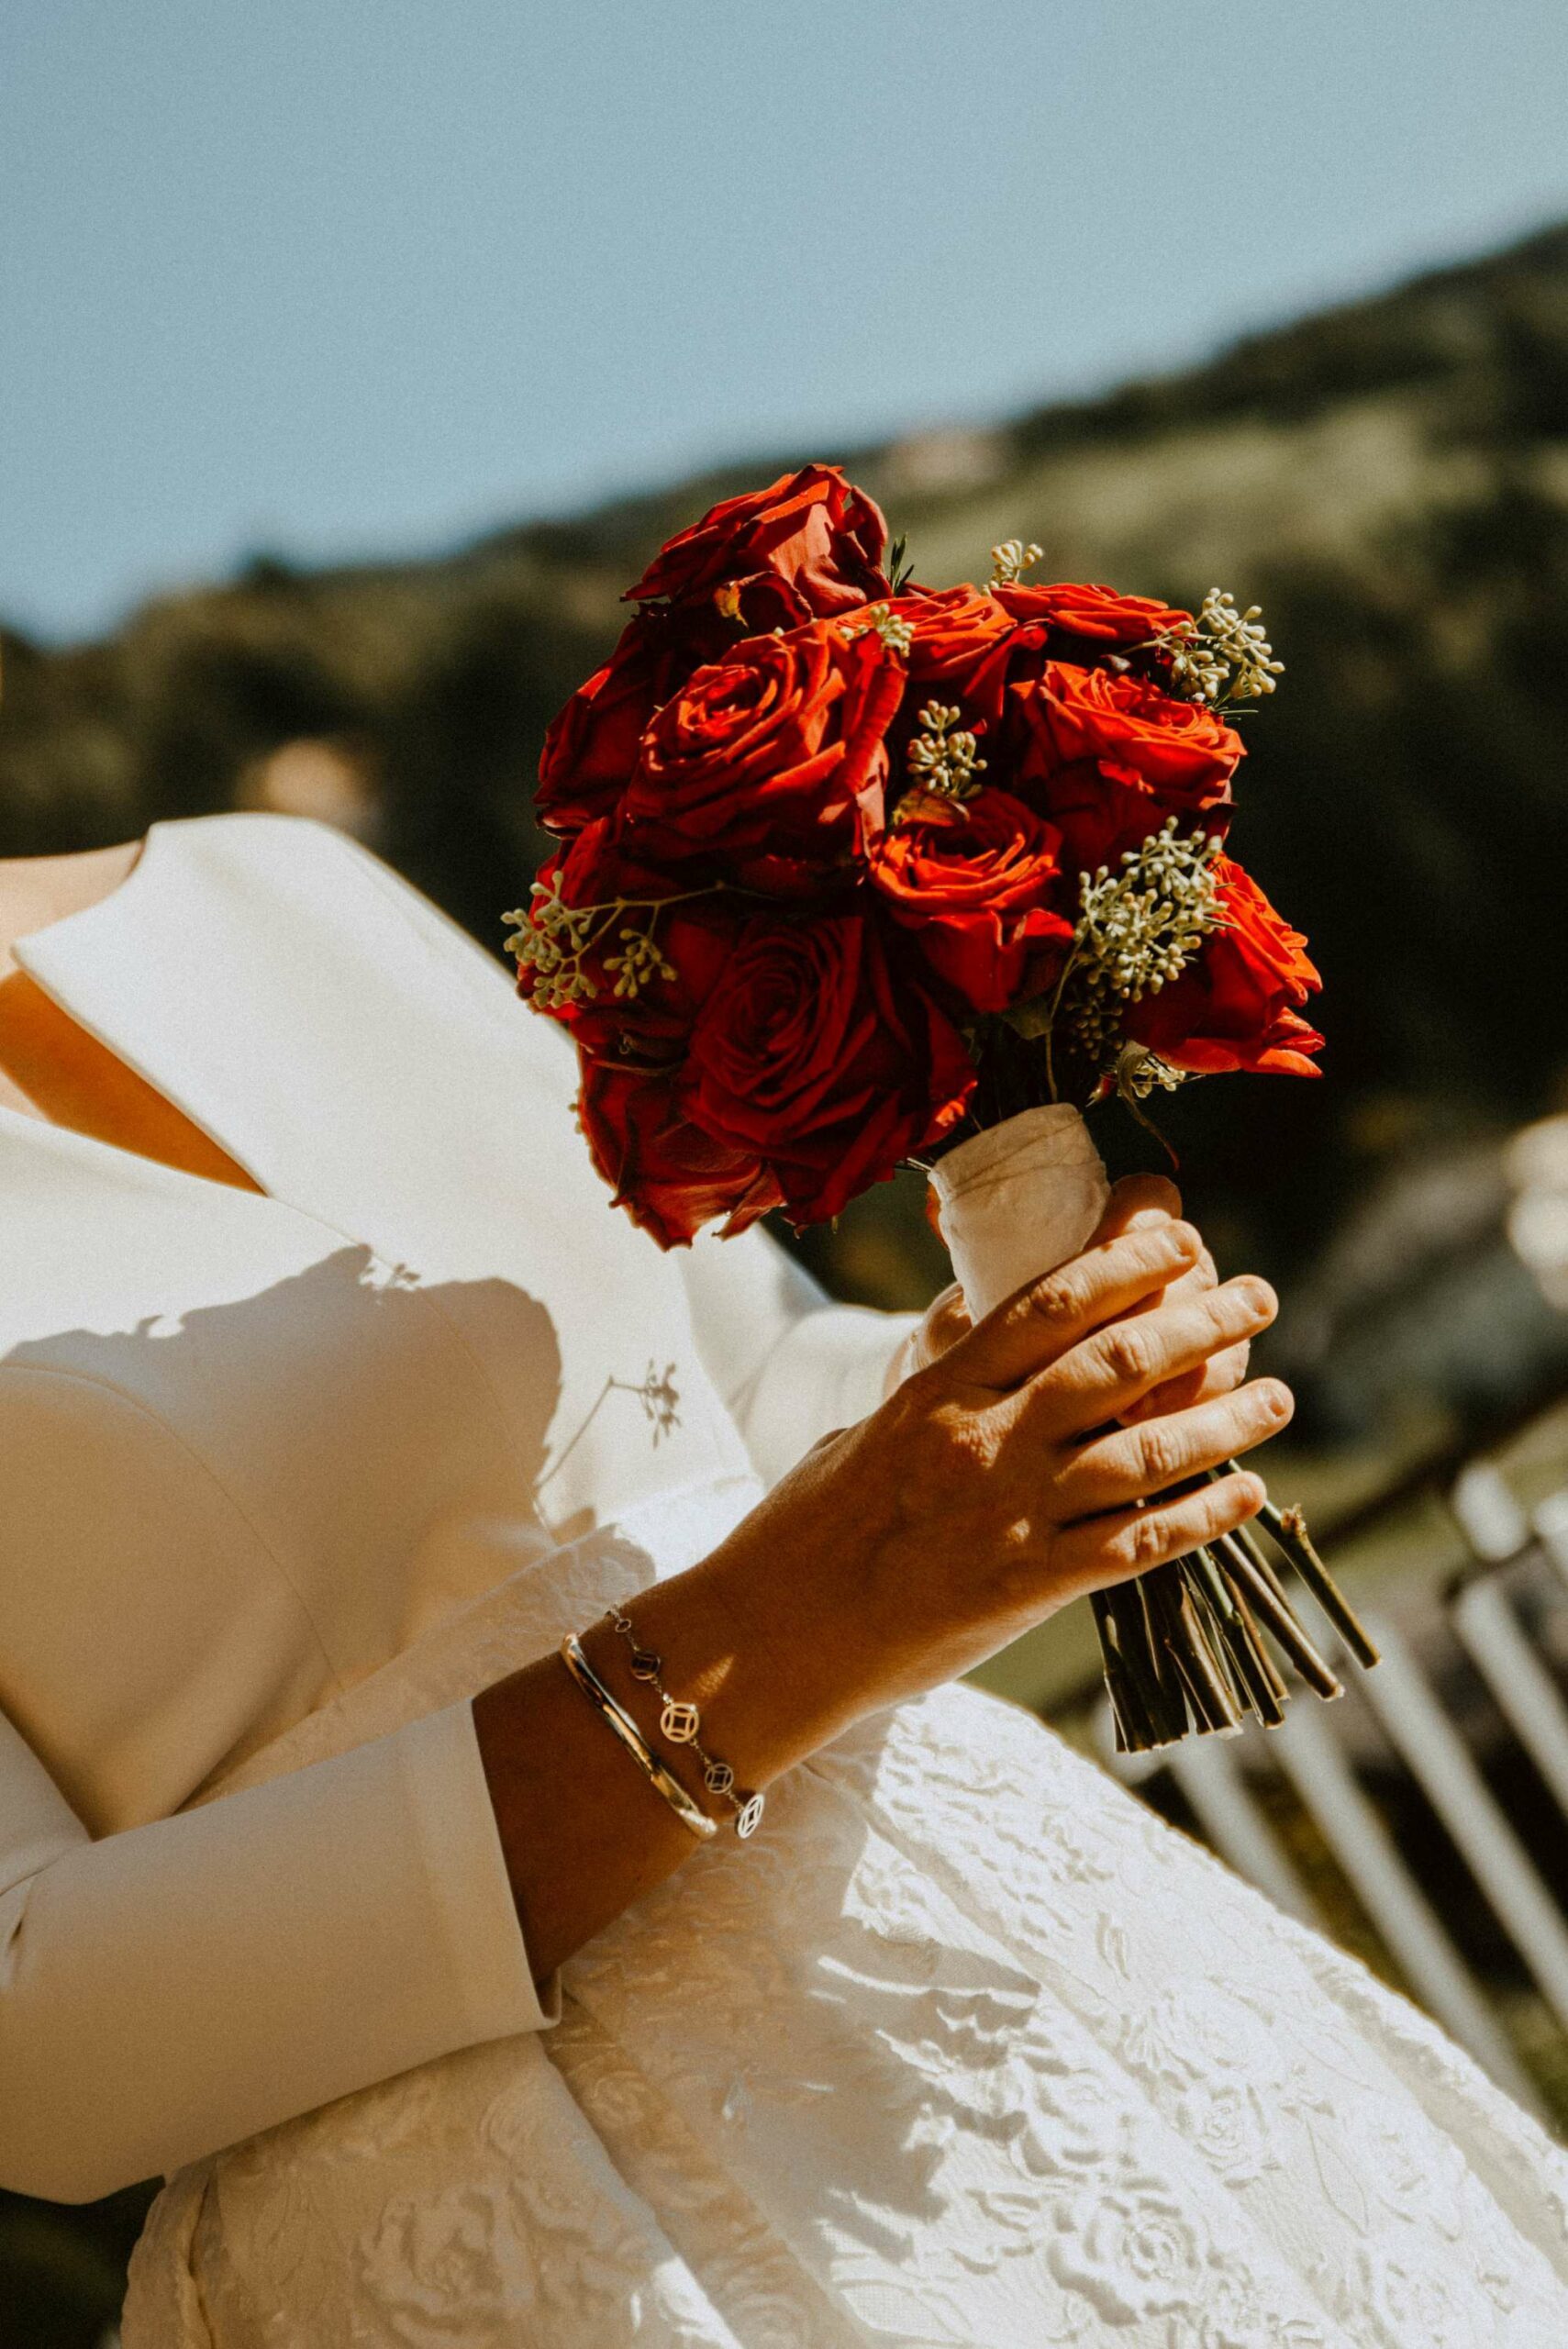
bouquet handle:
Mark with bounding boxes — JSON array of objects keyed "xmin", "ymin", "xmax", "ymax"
[{"xmin": 930, "ymin": 1105, "xmax": 1376, "ymax": 1751}]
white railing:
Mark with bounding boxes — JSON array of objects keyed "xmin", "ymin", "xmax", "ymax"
[{"xmin": 1099, "ymin": 1470, "xmax": 1568, "ymax": 2125}]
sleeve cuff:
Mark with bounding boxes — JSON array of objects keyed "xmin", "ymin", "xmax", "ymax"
[{"xmin": 403, "ymin": 1700, "xmax": 561, "ymax": 2036}]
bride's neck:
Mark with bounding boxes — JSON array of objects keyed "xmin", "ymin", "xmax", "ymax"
[{"xmin": 0, "ymin": 840, "xmax": 144, "ymax": 975}]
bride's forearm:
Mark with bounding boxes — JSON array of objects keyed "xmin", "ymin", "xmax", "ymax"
[
  {"xmin": 475, "ymin": 1199, "xmax": 1284, "ymax": 1990},
  {"xmin": 472, "ymin": 1532, "xmax": 850, "ymax": 1987}
]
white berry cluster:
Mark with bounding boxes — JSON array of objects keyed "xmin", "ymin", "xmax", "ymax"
[
  {"xmin": 906, "ymin": 700, "xmax": 987, "ymax": 801},
  {"xmin": 988, "ymin": 538, "xmax": 1043, "ymax": 588},
  {"xmin": 1161, "ymin": 590, "xmax": 1284, "ymax": 705},
  {"xmin": 1068, "ymin": 817, "xmax": 1224, "ymax": 1061},
  {"xmin": 504, "ymin": 874, "xmax": 677, "ymax": 1010},
  {"xmin": 849, "ymin": 602, "xmax": 916, "ymax": 656}
]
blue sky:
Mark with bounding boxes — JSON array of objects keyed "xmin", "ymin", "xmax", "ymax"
[{"xmin": 5, "ymin": 0, "xmax": 1567, "ymax": 640}]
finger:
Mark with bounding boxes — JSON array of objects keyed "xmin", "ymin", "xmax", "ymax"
[
  {"xmin": 913, "ymin": 1281, "xmax": 971, "ymax": 1371},
  {"xmin": 1090, "ymin": 1172, "xmax": 1182, "ymax": 1242},
  {"xmin": 941, "ymin": 1219, "xmax": 1202, "ymax": 1394},
  {"xmin": 1114, "ymin": 1243, "xmax": 1228, "ymax": 1415},
  {"xmin": 1121, "ymin": 1240, "xmax": 1217, "ymax": 1319},
  {"xmin": 1019, "ymin": 1275, "xmax": 1277, "ymax": 1440},
  {"xmin": 1052, "ymin": 1470, "xmax": 1266, "ymax": 1599},
  {"xmin": 1055, "ymin": 1378, "xmax": 1294, "ymax": 1517},
  {"xmin": 1121, "ymin": 1336, "xmax": 1251, "ymax": 1423}
]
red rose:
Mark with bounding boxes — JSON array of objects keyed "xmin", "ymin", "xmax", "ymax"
[
  {"xmin": 1028, "ymin": 761, "xmax": 1232, "ymax": 882},
  {"xmin": 895, "ymin": 584, "xmax": 1015, "ymax": 689},
  {"xmin": 626, "ymin": 463, "xmax": 890, "ymax": 628},
  {"xmin": 869, "ymin": 790, "xmax": 1073, "ymax": 1012},
  {"xmin": 536, "ymin": 607, "xmax": 734, "ymax": 837},
  {"xmin": 994, "ymin": 580, "xmax": 1191, "ymax": 647},
  {"xmin": 682, "ymin": 910, "xmax": 974, "ymax": 1223},
  {"xmin": 579, "ymin": 1059, "xmax": 782, "ymax": 1248},
  {"xmin": 622, "ymin": 619, "xmax": 905, "ymax": 878},
  {"xmin": 880, "ymin": 582, "xmax": 1052, "ymax": 753},
  {"xmin": 513, "ymin": 818, "xmax": 752, "ymax": 1074},
  {"xmin": 1126, "ymin": 857, "xmax": 1323, "ymax": 1077},
  {"xmin": 1018, "ymin": 662, "xmax": 1241, "ymax": 811}
]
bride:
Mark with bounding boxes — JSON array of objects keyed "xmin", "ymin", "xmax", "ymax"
[{"xmin": 1, "ymin": 810, "xmax": 1564, "ymax": 2346}]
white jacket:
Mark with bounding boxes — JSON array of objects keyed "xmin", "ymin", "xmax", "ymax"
[{"xmin": 0, "ymin": 814, "xmax": 908, "ymax": 2200}]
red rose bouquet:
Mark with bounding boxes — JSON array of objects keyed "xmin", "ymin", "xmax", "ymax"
[{"xmin": 507, "ymin": 465, "xmax": 1375, "ymax": 1749}]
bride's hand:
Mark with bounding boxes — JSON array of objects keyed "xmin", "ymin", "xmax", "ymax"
[
  {"xmin": 887, "ymin": 1173, "xmax": 1255, "ymax": 1420},
  {"xmin": 478, "ymin": 1190, "xmax": 1286, "ymax": 1981},
  {"xmin": 711, "ymin": 1201, "xmax": 1288, "ymax": 1739}
]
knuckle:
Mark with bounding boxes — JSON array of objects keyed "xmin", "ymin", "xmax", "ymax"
[
  {"xmin": 990, "ymin": 1522, "xmax": 1046, "ymax": 1609},
  {"xmin": 1135, "ymin": 1420, "xmax": 1186, "ymax": 1489},
  {"xmin": 1025, "ymin": 1271, "xmax": 1081, "ymax": 1330},
  {"xmin": 1126, "ymin": 1508, "xmax": 1172, "ymax": 1571},
  {"xmin": 933, "ymin": 1403, "xmax": 996, "ymax": 1479},
  {"xmin": 1100, "ymin": 1323, "xmax": 1154, "ymax": 1387}
]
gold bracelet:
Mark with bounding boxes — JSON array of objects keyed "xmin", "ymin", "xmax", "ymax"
[{"xmin": 558, "ymin": 1634, "xmax": 717, "ymax": 1842}]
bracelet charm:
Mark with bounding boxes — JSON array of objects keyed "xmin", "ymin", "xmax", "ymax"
[{"xmin": 604, "ymin": 1606, "xmax": 765, "ymax": 1839}]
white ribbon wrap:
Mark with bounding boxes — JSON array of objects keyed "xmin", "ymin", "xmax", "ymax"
[{"xmin": 929, "ymin": 1103, "xmax": 1111, "ymax": 1323}]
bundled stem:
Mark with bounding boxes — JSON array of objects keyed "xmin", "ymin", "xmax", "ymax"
[{"xmin": 1098, "ymin": 1486, "xmax": 1375, "ymax": 1754}]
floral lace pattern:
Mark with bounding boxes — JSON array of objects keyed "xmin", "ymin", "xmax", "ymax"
[{"xmin": 127, "ymin": 1516, "xmax": 1568, "ymax": 2347}]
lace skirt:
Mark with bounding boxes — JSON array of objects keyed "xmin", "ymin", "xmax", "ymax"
[{"xmin": 126, "ymin": 1500, "xmax": 1568, "ymax": 2348}]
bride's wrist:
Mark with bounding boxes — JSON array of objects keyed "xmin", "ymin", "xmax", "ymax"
[{"xmin": 620, "ymin": 1532, "xmax": 862, "ymax": 1792}]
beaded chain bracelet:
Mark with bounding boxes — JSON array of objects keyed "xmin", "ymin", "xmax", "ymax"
[{"xmin": 603, "ymin": 1604, "xmax": 766, "ymax": 1839}]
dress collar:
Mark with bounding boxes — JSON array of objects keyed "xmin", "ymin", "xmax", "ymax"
[{"xmin": 10, "ymin": 818, "xmax": 279, "ymax": 1197}]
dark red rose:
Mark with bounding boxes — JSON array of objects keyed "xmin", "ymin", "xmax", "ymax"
[
  {"xmin": 626, "ymin": 464, "xmax": 890, "ymax": 628},
  {"xmin": 536, "ymin": 607, "xmax": 735, "ymax": 837},
  {"xmin": 1018, "ymin": 662, "xmax": 1241, "ymax": 811},
  {"xmin": 869, "ymin": 790, "xmax": 1073, "ymax": 1012},
  {"xmin": 511, "ymin": 818, "xmax": 740, "ymax": 1059},
  {"xmin": 852, "ymin": 587, "xmax": 1055, "ymax": 815},
  {"xmin": 681, "ymin": 910, "xmax": 975, "ymax": 1223},
  {"xmin": 622, "ymin": 619, "xmax": 905, "ymax": 877},
  {"xmin": 1126, "ymin": 857, "xmax": 1323, "ymax": 1078},
  {"xmin": 994, "ymin": 580, "xmax": 1191, "ymax": 647},
  {"xmin": 1027, "ymin": 760, "xmax": 1233, "ymax": 882},
  {"xmin": 579, "ymin": 1059, "xmax": 782, "ymax": 1248},
  {"xmin": 881, "ymin": 583, "xmax": 1051, "ymax": 755}
]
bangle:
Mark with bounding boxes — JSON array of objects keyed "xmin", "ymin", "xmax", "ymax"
[
  {"xmin": 559, "ymin": 1635, "xmax": 717, "ymax": 1842},
  {"xmin": 602, "ymin": 1605, "xmax": 765, "ymax": 1840}
]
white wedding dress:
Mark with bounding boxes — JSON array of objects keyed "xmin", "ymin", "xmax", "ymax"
[{"xmin": 2, "ymin": 816, "xmax": 1564, "ymax": 2347}]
